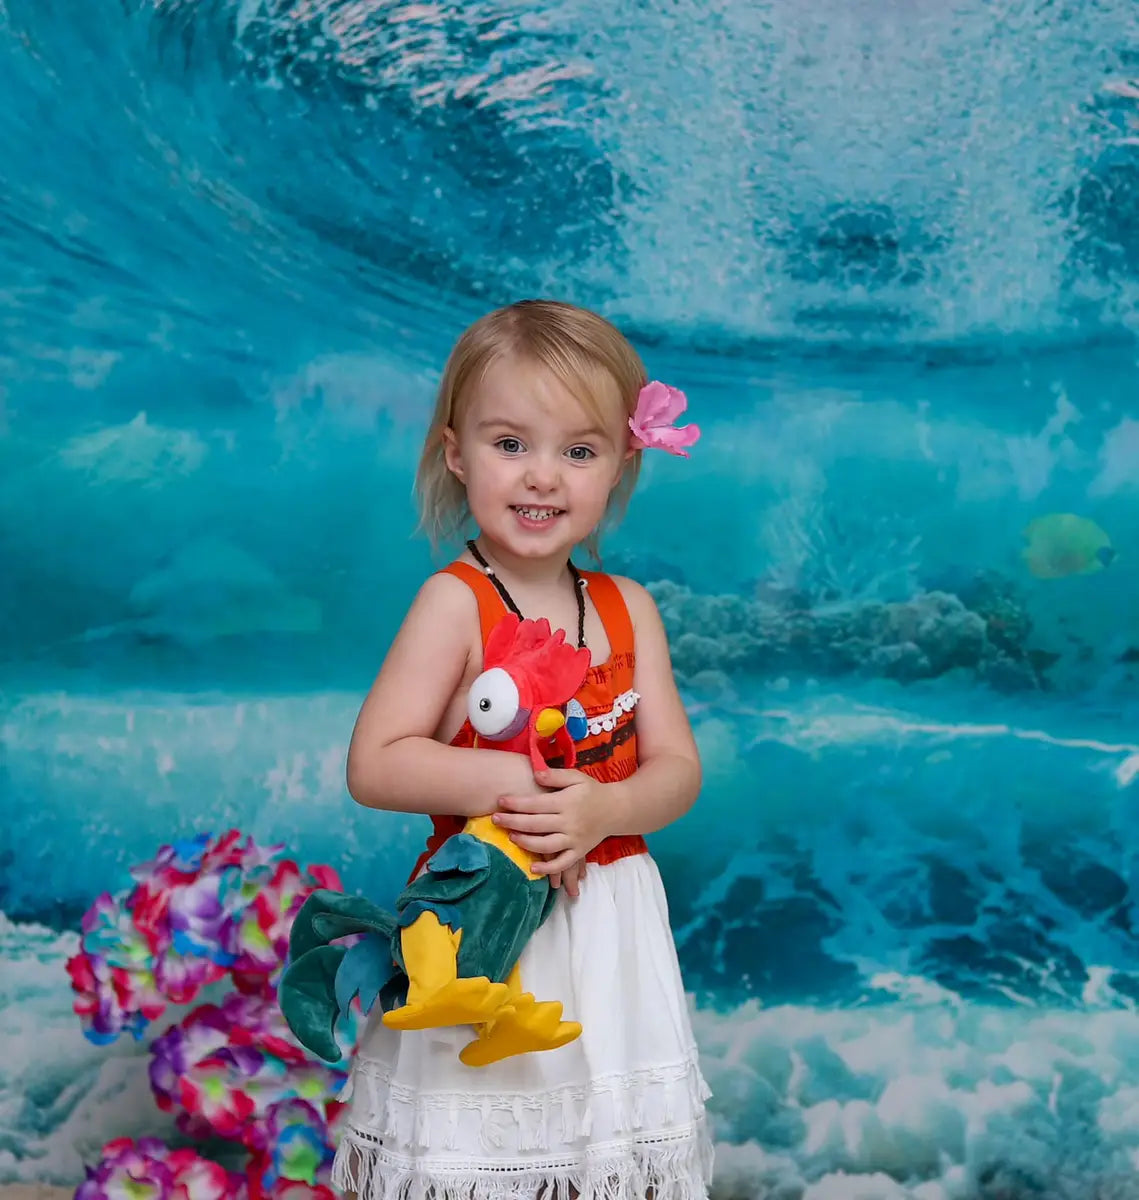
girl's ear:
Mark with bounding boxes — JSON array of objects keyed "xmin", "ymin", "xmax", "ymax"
[{"xmin": 442, "ymin": 426, "xmax": 465, "ymax": 482}]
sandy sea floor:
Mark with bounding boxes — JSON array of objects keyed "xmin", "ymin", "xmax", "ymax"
[{"xmin": 0, "ymin": 1188, "xmax": 75, "ymax": 1199}]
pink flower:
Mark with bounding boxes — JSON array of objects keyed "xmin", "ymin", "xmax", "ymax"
[
  {"xmin": 201, "ymin": 830, "xmax": 283, "ymax": 875},
  {"xmin": 154, "ymin": 946, "xmax": 225, "ymax": 1005},
  {"xmin": 265, "ymin": 1185, "xmax": 338, "ymax": 1200},
  {"xmin": 307, "ymin": 864, "xmax": 342, "ymax": 892},
  {"xmin": 178, "ymin": 1064, "xmax": 258, "ymax": 1142},
  {"xmin": 629, "ymin": 381, "xmax": 701, "ymax": 457},
  {"xmin": 232, "ymin": 861, "xmax": 320, "ymax": 976},
  {"xmin": 166, "ymin": 1148, "xmax": 243, "ymax": 1200},
  {"xmin": 75, "ymin": 1137, "xmax": 246, "ymax": 1200},
  {"xmin": 68, "ymin": 950, "xmax": 165, "ymax": 1043}
]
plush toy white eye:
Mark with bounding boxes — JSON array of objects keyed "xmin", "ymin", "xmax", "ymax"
[{"xmin": 467, "ymin": 667, "xmax": 527, "ymax": 740}]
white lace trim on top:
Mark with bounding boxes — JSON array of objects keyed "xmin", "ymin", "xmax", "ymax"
[{"xmin": 587, "ymin": 689, "xmax": 639, "ymax": 736}]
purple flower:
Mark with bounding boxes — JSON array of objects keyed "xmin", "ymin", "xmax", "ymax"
[
  {"xmin": 261, "ymin": 1099, "xmax": 333, "ymax": 1188},
  {"xmin": 75, "ymin": 1137, "xmax": 245, "ymax": 1200},
  {"xmin": 168, "ymin": 872, "xmax": 238, "ymax": 965},
  {"xmin": 153, "ymin": 942, "xmax": 222, "ymax": 1004}
]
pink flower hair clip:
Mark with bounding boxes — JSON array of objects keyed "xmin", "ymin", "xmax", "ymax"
[{"xmin": 629, "ymin": 381, "xmax": 701, "ymax": 458}]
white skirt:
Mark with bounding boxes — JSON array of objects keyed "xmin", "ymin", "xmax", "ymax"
[{"xmin": 332, "ymin": 852, "xmax": 713, "ymax": 1200}]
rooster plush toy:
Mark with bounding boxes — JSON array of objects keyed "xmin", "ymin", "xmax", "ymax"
[{"xmin": 279, "ymin": 613, "xmax": 592, "ymax": 1069}]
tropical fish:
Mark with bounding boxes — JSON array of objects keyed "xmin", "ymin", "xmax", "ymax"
[{"xmin": 1021, "ymin": 513, "xmax": 1116, "ymax": 580}]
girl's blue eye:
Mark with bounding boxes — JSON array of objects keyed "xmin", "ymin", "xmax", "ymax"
[
  {"xmin": 497, "ymin": 437, "xmax": 524, "ymax": 454},
  {"xmin": 567, "ymin": 445, "xmax": 595, "ymax": 461}
]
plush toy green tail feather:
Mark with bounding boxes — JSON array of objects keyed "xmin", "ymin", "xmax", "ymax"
[{"xmin": 279, "ymin": 834, "xmax": 558, "ymax": 1065}]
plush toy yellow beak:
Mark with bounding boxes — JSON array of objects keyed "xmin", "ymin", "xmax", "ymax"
[{"xmin": 534, "ymin": 708, "xmax": 566, "ymax": 738}]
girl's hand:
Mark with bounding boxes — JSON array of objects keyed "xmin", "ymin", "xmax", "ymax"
[
  {"xmin": 548, "ymin": 857, "xmax": 587, "ymax": 897},
  {"xmin": 494, "ymin": 767, "xmax": 612, "ymax": 876}
]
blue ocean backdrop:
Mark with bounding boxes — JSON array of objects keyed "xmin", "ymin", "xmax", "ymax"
[{"xmin": 4, "ymin": 0, "xmax": 1139, "ymax": 1196}]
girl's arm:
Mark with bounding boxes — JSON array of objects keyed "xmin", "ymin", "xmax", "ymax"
[{"xmin": 346, "ymin": 571, "xmax": 537, "ymax": 817}]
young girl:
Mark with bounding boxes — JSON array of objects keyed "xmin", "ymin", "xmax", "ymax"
[{"xmin": 333, "ymin": 299, "xmax": 712, "ymax": 1200}]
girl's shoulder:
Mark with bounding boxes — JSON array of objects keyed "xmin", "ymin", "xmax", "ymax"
[
  {"xmin": 412, "ymin": 565, "xmax": 482, "ymax": 616},
  {"xmin": 591, "ymin": 572, "xmax": 660, "ymax": 630},
  {"xmin": 394, "ymin": 567, "xmax": 484, "ymax": 654}
]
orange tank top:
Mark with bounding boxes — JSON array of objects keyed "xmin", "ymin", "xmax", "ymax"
[{"xmin": 411, "ymin": 559, "xmax": 647, "ymax": 879}]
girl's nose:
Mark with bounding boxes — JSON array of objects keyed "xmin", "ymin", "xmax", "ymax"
[{"xmin": 524, "ymin": 455, "xmax": 561, "ymax": 490}]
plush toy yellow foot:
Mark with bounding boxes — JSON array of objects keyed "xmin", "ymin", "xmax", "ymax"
[
  {"xmin": 459, "ymin": 963, "xmax": 582, "ymax": 1067},
  {"xmin": 382, "ymin": 911, "xmax": 511, "ymax": 1031}
]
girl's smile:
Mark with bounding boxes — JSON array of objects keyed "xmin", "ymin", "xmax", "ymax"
[{"xmin": 511, "ymin": 504, "xmax": 565, "ymax": 530}]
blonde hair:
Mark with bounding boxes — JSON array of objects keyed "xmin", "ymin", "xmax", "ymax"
[{"xmin": 415, "ymin": 299, "xmax": 647, "ymax": 557}]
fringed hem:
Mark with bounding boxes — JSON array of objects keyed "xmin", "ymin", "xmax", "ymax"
[
  {"xmin": 340, "ymin": 1057, "xmax": 711, "ymax": 1154},
  {"xmin": 332, "ymin": 1123, "xmax": 715, "ymax": 1200}
]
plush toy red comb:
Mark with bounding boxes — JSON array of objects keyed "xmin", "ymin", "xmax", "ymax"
[{"xmin": 469, "ymin": 614, "xmax": 592, "ymax": 772}]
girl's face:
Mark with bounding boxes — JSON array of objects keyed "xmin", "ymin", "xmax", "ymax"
[{"xmin": 442, "ymin": 355, "xmax": 631, "ymax": 565}]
